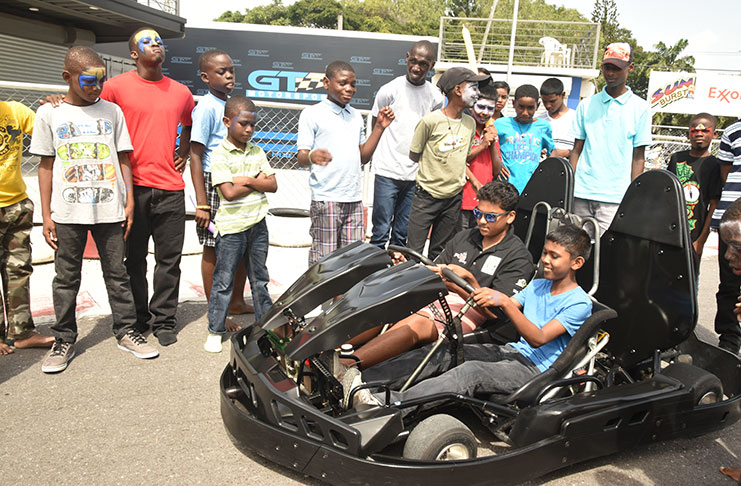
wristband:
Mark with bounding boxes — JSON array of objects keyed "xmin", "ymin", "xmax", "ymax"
[
  {"xmin": 196, "ymin": 205, "xmax": 211, "ymax": 210},
  {"xmin": 308, "ymin": 149, "xmax": 315, "ymax": 164}
]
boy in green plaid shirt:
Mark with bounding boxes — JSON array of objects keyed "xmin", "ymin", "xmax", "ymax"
[{"xmin": 205, "ymin": 96, "xmax": 277, "ymax": 353}]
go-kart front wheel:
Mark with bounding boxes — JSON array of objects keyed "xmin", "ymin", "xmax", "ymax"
[{"xmin": 403, "ymin": 414, "xmax": 477, "ymax": 461}]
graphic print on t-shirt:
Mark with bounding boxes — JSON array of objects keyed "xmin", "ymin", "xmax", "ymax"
[
  {"xmin": 55, "ymin": 119, "xmax": 113, "ymax": 139},
  {"xmin": 437, "ymin": 132, "xmax": 466, "ymax": 153},
  {"xmin": 54, "ymin": 119, "xmax": 116, "ymax": 206},
  {"xmin": 675, "ymin": 162, "xmax": 700, "ymax": 231}
]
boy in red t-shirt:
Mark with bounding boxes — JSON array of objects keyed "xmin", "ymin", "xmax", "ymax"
[
  {"xmin": 100, "ymin": 27, "xmax": 195, "ymax": 347},
  {"xmin": 459, "ymin": 84, "xmax": 503, "ymax": 231}
]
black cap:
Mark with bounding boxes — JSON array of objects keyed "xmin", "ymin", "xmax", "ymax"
[{"xmin": 436, "ymin": 67, "xmax": 490, "ymax": 94}]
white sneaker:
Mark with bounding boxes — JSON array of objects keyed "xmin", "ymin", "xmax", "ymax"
[
  {"xmin": 204, "ymin": 333, "xmax": 223, "ymax": 353},
  {"xmin": 342, "ymin": 367, "xmax": 381, "ymax": 409}
]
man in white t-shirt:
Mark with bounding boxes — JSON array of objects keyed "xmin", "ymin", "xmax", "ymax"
[
  {"xmin": 369, "ymin": 40, "xmax": 444, "ymax": 248},
  {"xmin": 540, "ymin": 77, "xmax": 576, "ymax": 158}
]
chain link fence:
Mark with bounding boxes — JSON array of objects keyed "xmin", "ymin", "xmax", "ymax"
[
  {"xmin": 646, "ymin": 125, "xmax": 724, "ymax": 170},
  {"xmin": 1, "ymin": 79, "xmax": 722, "ymax": 209},
  {"xmin": 1, "ymin": 82, "xmax": 372, "ymax": 212}
]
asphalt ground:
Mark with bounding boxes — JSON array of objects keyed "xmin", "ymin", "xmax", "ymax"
[{"xmin": 1, "ymin": 244, "xmax": 739, "ymax": 486}]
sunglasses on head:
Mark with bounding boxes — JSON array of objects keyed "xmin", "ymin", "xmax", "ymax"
[
  {"xmin": 472, "ymin": 207, "xmax": 508, "ymax": 222},
  {"xmin": 474, "ymin": 102, "xmax": 497, "ymax": 113}
]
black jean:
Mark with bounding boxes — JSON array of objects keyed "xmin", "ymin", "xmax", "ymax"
[
  {"xmin": 715, "ymin": 238, "xmax": 741, "ymax": 352},
  {"xmin": 406, "ymin": 186, "xmax": 462, "ymax": 260},
  {"xmin": 126, "ymin": 186, "xmax": 185, "ymax": 334},
  {"xmin": 52, "ymin": 222, "xmax": 137, "ymax": 343}
]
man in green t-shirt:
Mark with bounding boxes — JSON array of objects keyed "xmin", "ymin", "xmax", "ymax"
[{"xmin": 407, "ymin": 67, "xmax": 489, "ymax": 259}]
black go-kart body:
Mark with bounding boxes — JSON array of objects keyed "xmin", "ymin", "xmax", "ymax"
[{"xmin": 220, "ymin": 160, "xmax": 741, "ymax": 486}]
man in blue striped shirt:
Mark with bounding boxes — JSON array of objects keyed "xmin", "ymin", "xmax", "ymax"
[{"xmin": 710, "ymin": 118, "xmax": 741, "ymax": 355}]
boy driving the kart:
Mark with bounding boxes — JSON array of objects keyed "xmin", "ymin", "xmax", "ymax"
[
  {"xmin": 346, "ymin": 224, "xmax": 593, "ymax": 409},
  {"xmin": 341, "ymin": 181, "xmax": 534, "ymax": 370}
]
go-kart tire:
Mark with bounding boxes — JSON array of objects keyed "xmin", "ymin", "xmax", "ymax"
[
  {"xmin": 662, "ymin": 362, "xmax": 723, "ymax": 405},
  {"xmin": 402, "ymin": 414, "xmax": 477, "ymax": 461}
]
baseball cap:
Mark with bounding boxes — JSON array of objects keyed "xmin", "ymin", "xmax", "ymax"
[
  {"xmin": 602, "ymin": 42, "xmax": 632, "ymax": 69},
  {"xmin": 436, "ymin": 67, "xmax": 490, "ymax": 94}
]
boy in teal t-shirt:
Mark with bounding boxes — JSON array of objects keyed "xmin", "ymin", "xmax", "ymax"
[{"xmin": 495, "ymin": 84, "xmax": 554, "ymax": 193}]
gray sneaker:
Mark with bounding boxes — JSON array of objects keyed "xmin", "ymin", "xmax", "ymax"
[
  {"xmin": 118, "ymin": 330, "xmax": 159, "ymax": 359},
  {"xmin": 41, "ymin": 341, "xmax": 75, "ymax": 373}
]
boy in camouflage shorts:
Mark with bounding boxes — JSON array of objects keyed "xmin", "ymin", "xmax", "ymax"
[{"xmin": 0, "ymin": 101, "xmax": 55, "ymax": 355}]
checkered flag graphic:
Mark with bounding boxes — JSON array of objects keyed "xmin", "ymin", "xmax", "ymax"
[{"xmin": 295, "ymin": 72, "xmax": 324, "ymax": 91}]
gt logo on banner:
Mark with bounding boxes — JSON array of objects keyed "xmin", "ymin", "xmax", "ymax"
[
  {"xmin": 246, "ymin": 70, "xmax": 327, "ymax": 102},
  {"xmin": 648, "ymin": 71, "xmax": 741, "ymax": 116}
]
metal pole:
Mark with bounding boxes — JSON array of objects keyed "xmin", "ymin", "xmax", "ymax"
[
  {"xmin": 477, "ymin": 0, "xmax": 500, "ymax": 64},
  {"xmin": 506, "ymin": 0, "xmax": 520, "ymax": 83}
]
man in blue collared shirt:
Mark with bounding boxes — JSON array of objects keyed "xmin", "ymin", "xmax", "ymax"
[
  {"xmin": 569, "ymin": 43, "xmax": 652, "ymax": 233},
  {"xmin": 297, "ymin": 60, "xmax": 394, "ymax": 265}
]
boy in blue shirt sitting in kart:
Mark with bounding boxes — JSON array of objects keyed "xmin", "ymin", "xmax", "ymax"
[{"xmin": 345, "ymin": 224, "xmax": 593, "ymax": 408}]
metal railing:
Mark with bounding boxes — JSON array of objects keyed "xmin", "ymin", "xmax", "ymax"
[
  {"xmin": 135, "ymin": 0, "xmax": 179, "ymax": 16},
  {"xmin": 439, "ymin": 16, "xmax": 600, "ymax": 69}
]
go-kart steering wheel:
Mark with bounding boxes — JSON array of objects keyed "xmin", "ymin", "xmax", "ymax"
[
  {"xmin": 387, "ymin": 245, "xmax": 434, "ymax": 265},
  {"xmin": 441, "ymin": 267, "xmax": 475, "ymax": 293}
]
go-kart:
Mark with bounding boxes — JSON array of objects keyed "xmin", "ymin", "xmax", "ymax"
[{"xmin": 220, "ymin": 160, "xmax": 741, "ymax": 486}]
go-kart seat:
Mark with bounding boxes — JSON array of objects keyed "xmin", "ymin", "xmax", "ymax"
[
  {"xmin": 493, "ymin": 298, "xmax": 617, "ymax": 407},
  {"xmin": 513, "ymin": 156, "xmax": 574, "ymax": 263}
]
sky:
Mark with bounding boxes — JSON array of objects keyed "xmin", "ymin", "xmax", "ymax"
[{"xmin": 178, "ymin": 0, "xmax": 741, "ymax": 73}]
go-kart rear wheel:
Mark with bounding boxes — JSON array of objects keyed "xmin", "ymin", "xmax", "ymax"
[
  {"xmin": 402, "ymin": 414, "xmax": 477, "ymax": 461},
  {"xmin": 663, "ymin": 362, "xmax": 723, "ymax": 405}
]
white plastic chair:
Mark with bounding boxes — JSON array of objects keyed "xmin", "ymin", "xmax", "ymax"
[{"xmin": 539, "ymin": 37, "xmax": 572, "ymax": 67}]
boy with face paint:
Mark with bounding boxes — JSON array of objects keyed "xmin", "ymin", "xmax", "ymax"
[
  {"xmin": 667, "ymin": 113, "xmax": 721, "ymax": 265},
  {"xmin": 459, "ymin": 83, "xmax": 503, "ymax": 231},
  {"xmin": 368, "ymin": 41, "xmax": 444, "ymax": 249},
  {"xmin": 100, "ymin": 27, "xmax": 195, "ymax": 347},
  {"xmin": 31, "ymin": 46, "xmax": 159, "ymax": 373},
  {"xmin": 569, "ymin": 42, "xmax": 652, "ymax": 234},
  {"xmin": 494, "ymin": 84, "xmax": 555, "ymax": 194},
  {"xmin": 204, "ymin": 96, "xmax": 277, "ymax": 353},
  {"xmin": 297, "ymin": 61, "xmax": 395, "ymax": 265},
  {"xmin": 406, "ymin": 67, "xmax": 490, "ymax": 259}
]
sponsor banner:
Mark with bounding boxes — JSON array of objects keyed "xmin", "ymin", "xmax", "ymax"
[
  {"xmin": 103, "ymin": 27, "xmax": 437, "ymax": 110},
  {"xmin": 648, "ymin": 71, "xmax": 741, "ymax": 117}
]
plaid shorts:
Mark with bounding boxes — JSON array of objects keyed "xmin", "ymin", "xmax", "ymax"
[
  {"xmin": 196, "ymin": 171, "xmax": 220, "ymax": 247},
  {"xmin": 308, "ymin": 200, "xmax": 364, "ymax": 265}
]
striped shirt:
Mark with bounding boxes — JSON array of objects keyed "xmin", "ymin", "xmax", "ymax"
[
  {"xmin": 711, "ymin": 119, "xmax": 741, "ymax": 229},
  {"xmin": 210, "ymin": 138, "xmax": 274, "ymax": 236}
]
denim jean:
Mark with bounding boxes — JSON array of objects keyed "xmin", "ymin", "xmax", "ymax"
[
  {"xmin": 52, "ymin": 222, "xmax": 137, "ymax": 343},
  {"xmin": 369, "ymin": 175, "xmax": 415, "ymax": 248},
  {"xmin": 208, "ymin": 219, "xmax": 273, "ymax": 334},
  {"xmin": 363, "ymin": 342, "xmax": 538, "ymax": 410},
  {"xmin": 126, "ymin": 186, "xmax": 185, "ymax": 335}
]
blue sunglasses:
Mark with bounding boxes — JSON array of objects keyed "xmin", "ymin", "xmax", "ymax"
[{"xmin": 472, "ymin": 207, "xmax": 508, "ymax": 222}]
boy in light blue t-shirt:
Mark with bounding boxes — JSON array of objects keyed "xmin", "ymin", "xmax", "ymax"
[
  {"xmin": 351, "ymin": 225, "xmax": 593, "ymax": 409},
  {"xmin": 495, "ymin": 84, "xmax": 555, "ymax": 194}
]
